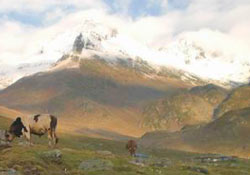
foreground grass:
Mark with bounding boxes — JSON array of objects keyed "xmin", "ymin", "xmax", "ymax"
[{"xmin": 1, "ymin": 116, "xmax": 250, "ymax": 175}]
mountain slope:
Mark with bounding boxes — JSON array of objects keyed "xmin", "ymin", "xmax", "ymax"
[
  {"xmin": 214, "ymin": 84, "xmax": 250, "ymax": 118},
  {"xmin": 141, "ymin": 84, "xmax": 228, "ymax": 131},
  {"xmin": 0, "ymin": 56, "xmax": 194, "ymax": 137},
  {"xmin": 140, "ymin": 107, "xmax": 250, "ymax": 157},
  {"xmin": 0, "ymin": 105, "xmax": 23, "ymax": 120}
]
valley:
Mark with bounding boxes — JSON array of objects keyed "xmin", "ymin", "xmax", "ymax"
[{"xmin": 0, "ymin": 16, "xmax": 250, "ymax": 175}]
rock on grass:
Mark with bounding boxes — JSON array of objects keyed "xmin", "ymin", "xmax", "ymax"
[
  {"xmin": 0, "ymin": 168, "xmax": 18, "ymax": 175},
  {"xmin": 40, "ymin": 149, "xmax": 62, "ymax": 164},
  {"xmin": 185, "ymin": 166, "xmax": 209, "ymax": 174},
  {"xmin": 79, "ymin": 159, "xmax": 114, "ymax": 171}
]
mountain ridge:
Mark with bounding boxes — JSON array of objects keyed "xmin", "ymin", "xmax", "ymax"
[{"xmin": 0, "ymin": 20, "xmax": 249, "ymax": 89}]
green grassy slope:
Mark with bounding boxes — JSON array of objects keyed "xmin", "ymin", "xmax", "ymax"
[{"xmin": 1, "ymin": 118, "xmax": 250, "ymax": 175}]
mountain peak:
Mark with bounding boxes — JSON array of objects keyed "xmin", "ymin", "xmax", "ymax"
[{"xmin": 0, "ymin": 19, "xmax": 250, "ymax": 89}]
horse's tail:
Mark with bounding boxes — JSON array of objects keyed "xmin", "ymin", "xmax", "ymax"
[
  {"xmin": 50, "ymin": 115, "xmax": 58, "ymax": 144},
  {"xmin": 50, "ymin": 115, "xmax": 57, "ymax": 131}
]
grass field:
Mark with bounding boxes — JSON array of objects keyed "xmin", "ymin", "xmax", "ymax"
[{"xmin": 1, "ymin": 117, "xmax": 250, "ymax": 175}]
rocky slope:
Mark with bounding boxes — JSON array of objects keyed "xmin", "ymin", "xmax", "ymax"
[
  {"xmin": 140, "ymin": 107, "xmax": 250, "ymax": 157},
  {"xmin": 141, "ymin": 84, "xmax": 228, "ymax": 131},
  {"xmin": 139, "ymin": 83, "xmax": 250, "ymax": 157},
  {"xmin": 214, "ymin": 84, "xmax": 250, "ymax": 118}
]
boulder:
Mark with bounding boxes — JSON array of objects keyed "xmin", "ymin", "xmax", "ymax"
[
  {"xmin": 40, "ymin": 149, "xmax": 62, "ymax": 164},
  {"xmin": 185, "ymin": 166, "xmax": 209, "ymax": 174},
  {"xmin": 135, "ymin": 153, "xmax": 149, "ymax": 158},
  {"xmin": 129, "ymin": 159, "xmax": 145, "ymax": 167},
  {"xmin": 150, "ymin": 158, "xmax": 172, "ymax": 168},
  {"xmin": 79, "ymin": 159, "xmax": 113, "ymax": 171},
  {"xmin": 0, "ymin": 168, "xmax": 18, "ymax": 175},
  {"xmin": 129, "ymin": 156, "xmax": 172, "ymax": 168}
]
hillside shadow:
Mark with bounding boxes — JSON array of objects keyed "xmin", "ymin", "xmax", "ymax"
[
  {"xmin": 76, "ymin": 128, "xmax": 137, "ymax": 141},
  {"xmin": 0, "ymin": 69, "xmax": 176, "ymax": 111}
]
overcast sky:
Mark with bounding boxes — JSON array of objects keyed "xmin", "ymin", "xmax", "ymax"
[{"xmin": 0, "ymin": 0, "xmax": 249, "ymax": 64}]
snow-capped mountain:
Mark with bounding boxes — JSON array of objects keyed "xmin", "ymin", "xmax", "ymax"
[
  {"xmin": 0, "ymin": 61, "xmax": 53, "ymax": 89},
  {"xmin": 158, "ymin": 32, "xmax": 250, "ymax": 87},
  {"xmin": 0, "ymin": 20, "xmax": 249, "ymax": 89}
]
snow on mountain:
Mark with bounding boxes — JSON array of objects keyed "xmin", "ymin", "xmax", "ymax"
[
  {"xmin": 0, "ymin": 20, "xmax": 121, "ymax": 89},
  {"xmin": 157, "ymin": 30, "xmax": 250, "ymax": 87},
  {"xmin": 0, "ymin": 20, "xmax": 249, "ymax": 89},
  {"xmin": 0, "ymin": 61, "xmax": 53, "ymax": 89},
  {"xmin": 49, "ymin": 21, "xmax": 250, "ymax": 88}
]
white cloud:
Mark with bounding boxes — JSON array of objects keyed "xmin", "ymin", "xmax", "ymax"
[
  {"xmin": 43, "ymin": 8, "xmax": 67, "ymax": 25},
  {"xmin": 0, "ymin": 20, "xmax": 36, "ymax": 64},
  {"xmin": 146, "ymin": 0, "xmax": 168, "ymax": 11},
  {"xmin": 111, "ymin": 0, "xmax": 133, "ymax": 15},
  {"xmin": 0, "ymin": 0, "xmax": 250, "ymax": 68},
  {"xmin": 0, "ymin": 0, "xmax": 107, "ymax": 13}
]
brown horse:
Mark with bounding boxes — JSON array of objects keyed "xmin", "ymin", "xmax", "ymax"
[{"xmin": 126, "ymin": 140, "xmax": 137, "ymax": 156}]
